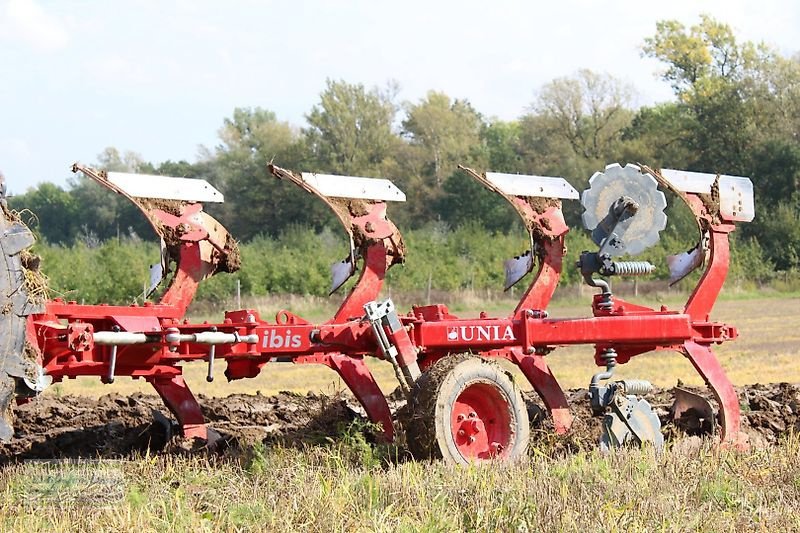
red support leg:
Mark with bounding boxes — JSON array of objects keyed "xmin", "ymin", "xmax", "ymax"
[
  {"xmin": 149, "ymin": 374, "xmax": 208, "ymax": 440},
  {"xmin": 327, "ymin": 354, "xmax": 394, "ymax": 441},
  {"xmin": 682, "ymin": 341, "xmax": 746, "ymax": 448},
  {"xmin": 511, "ymin": 350, "xmax": 573, "ymax": 434}
]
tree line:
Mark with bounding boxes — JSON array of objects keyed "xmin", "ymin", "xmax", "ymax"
[{"xmin": 10, "ymin": 16, "xmax": 800, "ymax": 288}]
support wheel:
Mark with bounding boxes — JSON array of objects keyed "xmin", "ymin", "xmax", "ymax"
[{"xmin": 405, "ymin": 355, "xmax": 529, "ymax": 464}]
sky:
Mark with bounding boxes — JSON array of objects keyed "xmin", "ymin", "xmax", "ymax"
[{"xmin": 1, "ymin": 0, "xmax": 798, "ymax": 193}]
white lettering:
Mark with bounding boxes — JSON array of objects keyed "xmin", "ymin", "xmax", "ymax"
[
  {"xmin": 269, "ymin": 332, "xmax": 284, "ymax": 348},
  {"xmin": 447, "ymin": 324, "xmax": 517, "ymax": 342},
  {"xmin": 262, "ymin": 329, "xmax": 303, "ymax": 349}
]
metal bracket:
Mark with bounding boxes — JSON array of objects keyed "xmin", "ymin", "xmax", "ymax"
[{"xmin": 364, "ymin": 299, "xmax": 420, "ymax": 393}]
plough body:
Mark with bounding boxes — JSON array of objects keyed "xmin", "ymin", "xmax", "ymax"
[{"xmin": 6, "ymin": 160, "xmax": 755, "ymax": 461}]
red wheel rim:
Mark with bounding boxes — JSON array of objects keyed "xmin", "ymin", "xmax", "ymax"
[{"xmin": 450, "ymin": 382, "xmax": 513, "ymax": 460}]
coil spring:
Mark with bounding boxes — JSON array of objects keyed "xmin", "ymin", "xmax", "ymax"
[
  {"xmin": 613, "ymin": 261, "xmax": 655, "ymax": 276},
  {"xmin": 620, "ymin": 379, "xmax": 653, "ymax": 395},
  {"xmin": 597, "ymin": 297, "xmax": 613, "ymax": 311},
  {"xmin": 601, "ymin": 348, "xmax": 617, "ymax": 370}
]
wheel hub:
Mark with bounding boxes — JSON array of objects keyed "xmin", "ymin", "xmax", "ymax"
[{"xmin": 450, "ymin": 382, "xmax": 512, "ymax": 460}]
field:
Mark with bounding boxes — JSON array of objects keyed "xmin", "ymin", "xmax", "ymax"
[{"xmin": 2, "ymin": 290, "xmax": 800, "ymax": 531}]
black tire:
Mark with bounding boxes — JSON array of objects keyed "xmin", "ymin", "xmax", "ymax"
[
  {"xmin": 404, "ymin": 355, "xmax": 529, "ymax": 464},
  {"xmin": 0, "ymin": 204, "xmax": 43, "ymax": 440}
]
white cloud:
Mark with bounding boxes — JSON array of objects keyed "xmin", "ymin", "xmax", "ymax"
[{"xmin": 1, "ymin": 0, "xmax": 69, "ymax": 51}]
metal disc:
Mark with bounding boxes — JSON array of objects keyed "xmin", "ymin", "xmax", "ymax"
[{"xmin": 581, "ymin": 163, "xmax": 667, "ymax": 256}]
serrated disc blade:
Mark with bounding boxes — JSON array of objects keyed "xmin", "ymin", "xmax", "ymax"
[{"xmin": 580, "ymin": 163, "xmax": 668, "ymax": 256}]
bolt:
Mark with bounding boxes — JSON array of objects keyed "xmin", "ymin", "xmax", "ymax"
[
  {"xmin": 468, "ymin": 436, "xmax": 476, "ymax": 444},
  {"xmin": 468, "ymin": 411, "xmax": 477, "ymax": 418},
  {"xmin": 525, "ymin": 309, "xmax": 534, "ymax": 318},
  {"xmin": 526, "ymin": 347, "xmax": 535, "ymax": 354},
  {"xmin": 457, "ymin": 429, "xmax": 466, "ymax": 437},
  {"xmin": 456, "ymin": 414, "xmax": 465, "ymax": 422}
]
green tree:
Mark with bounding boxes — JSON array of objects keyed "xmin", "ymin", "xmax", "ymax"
[
  {"xmin": 749, "ymin": 140, "xmax": 800, "ymax": 204},
  {"xmin": 531, "ymin": 69, "xmax": 634, "ymax": 161},
  {"xmin": 481, "ymin": 120, "xmax": 525, "ymax": 174},
  {"xmin": 641, "ymin": 15, "xmax": 781, "ymax": 173},
  {"xmin": 402, "ymin": 91, "xmax": 484, "ymax": 185},
  {"xmin": 619, "ymin": 102, "xmax": 694, "ymax": 169},
  {"xmin": 397, "ymin": 91, "xmax": 486, "ymax": 227},
  {"xmin": 436, "ymin": 172, "xmax": 516, "ymax": 233},
  {"xmin": 305, "ymin": 79, "xmax": 399, "ymax": 176},
  {"xmin": 8, "ymin": 183, "xmax": 77, "ymax": 244},
  {"xmin": 747, "ymin": 195, "xmax": 800, "ymax": 271},
  {"xmin": 95, "ymin": 147, "xmax": 147, "ymax": 173},
  {"xmin": 211, "ymin": 107, "xmax": 329, "ymax": 240},
  {"xmin": 643, "ymin": 14, "xmax": 764, "ymax": 93}
]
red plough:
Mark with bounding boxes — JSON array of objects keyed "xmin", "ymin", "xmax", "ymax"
[{"xmin": 4, "ymin": 161, "xmax": 755, "ymax": 463}]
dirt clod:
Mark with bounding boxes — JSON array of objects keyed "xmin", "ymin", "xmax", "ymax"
[{"xmin": 2, "ymin": 383, "xmax": 798, "ymax": 461}]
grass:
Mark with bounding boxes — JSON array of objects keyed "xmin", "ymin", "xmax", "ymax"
[
  {"xmin": 48, "ymin": 290, "xmax": 800, "ymax": 399},
  {"xmin": 3, "ymin": 435, "xmax": 800, "ymax": 531}
]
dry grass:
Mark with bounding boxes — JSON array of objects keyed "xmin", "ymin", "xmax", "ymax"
[
  {"xmin": 48, "ymin": 293, "xmax": 800, "ymax": 399},
  {"xmin": 2, "ymin": 435, "xmax": 800, "ymax": 531}
]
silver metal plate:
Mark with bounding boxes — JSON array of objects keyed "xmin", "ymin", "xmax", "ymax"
[
  {"xmin": 659, "ymin": 168, "xmax": 754, "ymax": 222},
  {"xmin": 718, "ymin": 176, "xmax": 755, "ymax": 222},
  {"xmin": 300, "ymin": 173, "xmax": 405, "ymax": 202},
  {"xmin": 107, "ymin": 172, "xmax": 224, "ymax": 203},
  {"xmin": 484, "ymin": 172, "xmax": 579, "ymax": 199},
  {"xmin": 659, "ymin": 169, "xmax": 716, "ymax": 193}
]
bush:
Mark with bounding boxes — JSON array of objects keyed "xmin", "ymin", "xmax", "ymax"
[{"xmin": 31, "ymin": 220, "xmax": 784, "ymax": 305}]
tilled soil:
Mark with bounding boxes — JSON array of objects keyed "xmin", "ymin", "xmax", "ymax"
[{"xmin": 1, "ymin": 383, "xmax": 799, "ymax": 461}]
